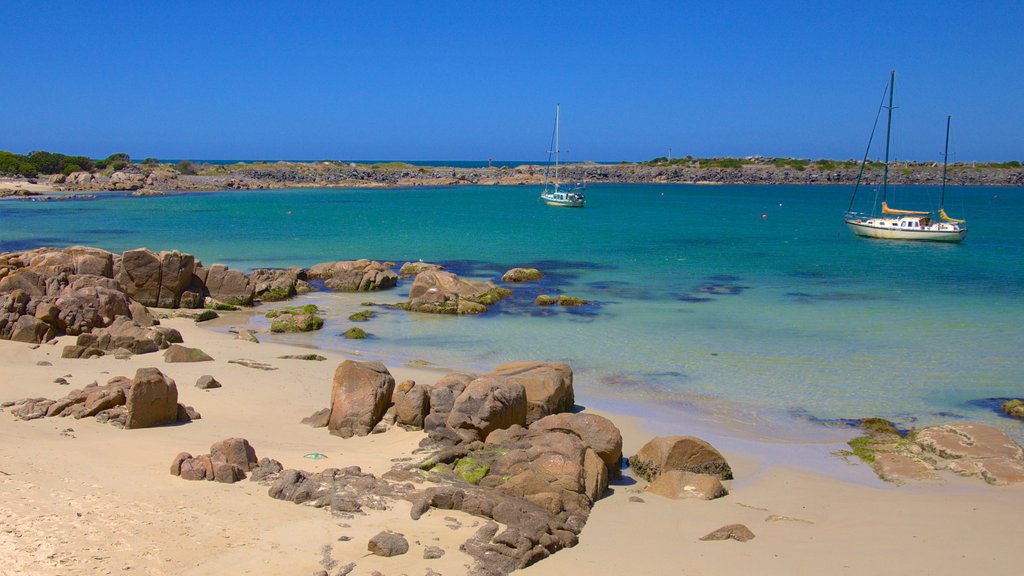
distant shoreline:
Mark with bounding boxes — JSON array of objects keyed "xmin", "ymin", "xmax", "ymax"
[{"xmin": 2, "ymin": 158, "xmax": 1022, "ymax": 194}]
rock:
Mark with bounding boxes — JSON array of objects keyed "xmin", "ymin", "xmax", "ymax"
[
  {"xmin": 530, "ymin": 412, "xmax": 623, "ymax": 478},
  {"xmin": 398, "ymin": 261, "xmax": 444, "ymax": 278},
  {"xmin": 266, "ymin": 304, "xmax": 324, "ymax": 333},
  {"xmin": 249, "ymin": 458, "xmax": 284, "ymax": 482},
  {"xmin": 915, "ymin": 423, "xmax": 1024, "ymax": 485},
  {"xmin": 128, "ymin": 300, "xmax": 155, "ymax": 326},
  {"xmin": 446, "ymin": 376, "xmax": 527, "ymax": 442},
  {"xmin": 278, "ymin": 354, "xmax": 327, "ymax": 361},
  {"xmin": 367, "ymin": 531, "xmax": 409, "ymax": 557},
  {"xmin": 163, "ymin": 344, "xmax": 214, "ymax": 362},
  {"xmin": 501, "ymin": 268, "xmax": 544, "ymax": 282},
  {"xmin": 556, "ymin": 295, "xmax": 588, "ymax": 306},
  {"xmin": 1000, "ymin": 399, "xmax": 1024, "ymax": 419},
  {"xmin": 490, "ymin": 362, "xmax": 574, "ymax": 425},
  {"xmin": 307, "ymin": 260, "xmax": 398, "ymax": 292},
  {"xmin": 629, "ymin": 435, "xmax": 733, "ymax": 481},
  {"xmin": 115, "ymin": 249, "xmax": 162, "ymax": 306},
  {"xmin": 872, "ymin": 453, "xmax": 938, "ymax": 483},
  {"xmin": 328, "ymin": 360, "xmax": 396, "ymax": 438},
  {"xmin": 342, "ymin": 327, "xmax": 368, "ymax": 339},
  {"xmin": 394, "ymin": 380, "xmax": 431, "ymax": 428},
  {"xmin": 170, "ymin": 452, "xmax": 193, "ymax": 475},
  {"xmin": 645, "ymin": 470, "xmax": 727, "ymax": 500},
  {"xmin": 422, "ymin": 545, "xmax": 445, "ymax": 559},
  {"xmin": 203, "ymin": 264, "xmax": 254, "ymax": 306},
  {"xmin": 10, "ymin": 315, "xmax": 54, "ymax": 343},
  {"xmin": 233, "ymin": 328, "xmax": 259, "ymax": 342},
  {"xmin": 210, "ymin": 438, "xmax": 259, "ymax": 471},
  {"xmin": 401, "ymin": 270, "xmax": 511, "ymax": 315},
  {"xmin": 12, "ymin": 398, "xmax": 55, "ymax": 420},
  {"xmin": 700, "ymin": 524, "xmax": 755, "ymax": 542},
  {"xmin": 301, "ymin": 408, "xmax": 331, "ymax": 428},
  {"xmin": 195, "ymin": 375, "xmax": 221, "ymax": 389},
  {"xmin": 534, "ymin": 294, "xmax": 555, "ymax": 306},
  {"xmin": 250, "ymin": 267, "xmax": 304, "ymax": 301},
  {"xmin": 179, "ymin": 455, "xmax": 212, "ymax": 481},
  {"xmin": 125, "ymin": 367, "xmax": 179, "ymax": 429}
]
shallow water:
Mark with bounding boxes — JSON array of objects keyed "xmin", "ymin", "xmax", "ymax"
[{"xmin": 3, "ymin": 184, "xmax": 1022, "ymax": 439}]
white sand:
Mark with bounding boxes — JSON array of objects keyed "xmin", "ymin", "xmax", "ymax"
[{"xmin": 1, "ymin": 318, "xmax": 1021, "ymax": 575}]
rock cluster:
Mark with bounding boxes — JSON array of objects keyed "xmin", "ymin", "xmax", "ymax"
[
  {"xmin": 4, "ymin": 367, "xmax": 196, "ymax": 429},
  {"xmin": 0, "ymin": 246, "xmax": 263, "ymax": 344},
  {"xmin": 249, "ymin": 267, "xmax": 312, "ymax": 301},
  {"xmin": 171, "ymin": 438, "xmax": 277, "ymax": 483},
  {"xmin": 399, "ymin": 270, "xmax": 511, "ymax": 315},
  {"xmin": 307, "ymin": 260, "xmax": 398, "ymax": 292},
  {"xmin": 62, "ymin": 316, "xmax": 182, "ymax": 358}
]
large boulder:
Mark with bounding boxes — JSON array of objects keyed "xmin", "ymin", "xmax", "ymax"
[
  {"xmin": 446, "ymin": 376, "xmax": 527, "ymax": 442},
  {"xmin": 210, "ymin": 438, "xmax": 259, "ymax": 472},
  {"xmin": 401, "ymin": 270, "xmax": 511, "ymax": 315},
  {"xmin": 116, "ymin": 249, "xmax": 163, "ymax": 307},
  {"xmin": 157, "ymin": 251, "xmax": 196, "ymax": 308},
  {"xmin": 530, "ymin": 413, "xmax": 623, "ymax": 478},
  {"xmin": 125, "ymin": 367, "xmax": 179, "ymax": 429},
  {"xmin": 629, "ymin": 436, "xmax": 733, "ymax": 481},
  {"xmin": 9, "ymin": 315, "xmax": 53, "ymax": 343},
  {"xmin": 250, "ymin": 267, "xmax": 307, "ymax": 301},
  {"xmin": 424, "ymin": 372, "xmax": 476, "ymax": 431},
  {"xmin": 203, "ymin": 264, "xmax": 254, "ymax": 306},
  {"xmin": 328, "ymin": 360, "xmax": 396, "ymax": 438},
  {"xmin": 491, "ymin": 362, "xmax": 574, "ymax": 424},
  {"xmin": 307, "ymin": 260, "xmax": 397, "ymax": 292},
  {"xmin": 645, "ymin": 471, "xmax": 727, "ymax": 500},
  {"xmin": 163, "ymin": 344, "xmax": 214, "ymax": 363}
]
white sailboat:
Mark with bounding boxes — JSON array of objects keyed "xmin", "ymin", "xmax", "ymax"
[
  {"xmin": 844, "ymin": 71, "xmax": 967, "ymax": 242},
  {"xmin": 540, "ymin": 104, "xmax": 586, "ymax": 208}
]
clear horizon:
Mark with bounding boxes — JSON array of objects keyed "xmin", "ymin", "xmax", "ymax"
[{"xmin": 2, "ymin": 0, "xmax": 1021, "ymax": 163}]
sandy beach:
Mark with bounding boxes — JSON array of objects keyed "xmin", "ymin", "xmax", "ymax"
[{"xmin": 2, "ymin": 316, "xmax": 1021, "ymax": 576}]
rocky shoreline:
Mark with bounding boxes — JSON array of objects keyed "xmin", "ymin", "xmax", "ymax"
[{"xmin": 3, "ymin": 159, "xmax": 1022, "ymax": 194}]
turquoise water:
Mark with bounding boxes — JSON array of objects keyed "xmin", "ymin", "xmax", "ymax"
[{"xmin": 2, "ymin": 184, "xmax": 1022, "ymax": 438}]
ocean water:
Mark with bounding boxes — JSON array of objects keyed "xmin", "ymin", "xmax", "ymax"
[{"xmin": 2, "ymin": 184, "xmax": 1022, "ymax": 439}]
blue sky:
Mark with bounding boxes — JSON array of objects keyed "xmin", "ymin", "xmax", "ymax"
[{"xmin": 2, "ymin": 0, "xmax": 1021, "ymax": 162}]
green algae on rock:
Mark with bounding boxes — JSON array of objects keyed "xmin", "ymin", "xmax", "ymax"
[{"xmin": 343, "ymin": 327, "xmax": 368, "ymax": 339}]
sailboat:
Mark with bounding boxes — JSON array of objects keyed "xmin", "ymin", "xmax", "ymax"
[
  {"xmin": 844, "ymin": 71, "xmax": 967, "ymax": 242},
  {"xmin": 540, "ymin": 104, "xmax": 586, "ymax": 207}
]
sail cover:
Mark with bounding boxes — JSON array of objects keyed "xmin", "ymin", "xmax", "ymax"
[
  {"xmin": 882, "ymin": 202, "xmax": 930, "ymax": 216},
  {"xmin": 940, "ymin": 208, "xmax": 965, "ymax": 223}
]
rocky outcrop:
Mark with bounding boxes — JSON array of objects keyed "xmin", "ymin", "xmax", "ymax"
[
  {"xmin": 490, "ymin": 362, "xmax": 574, "ymax": 425},
  {"xmin": 400, "ymin": 270, "xmax": 511, "ymax": 315},
  {"xmin": 0, "ymin": 245, "xmax": 265, "ymax": 344},
  {"xmin": 629, "ymin": 436, "xmax": 733, "ymax": 481},
  {"xmin": 844, "ymin": 421, "xmax": 1024, "ymax": 486},
  {"xmin": 328, "ymin": 360, "xmax": 396, "ymax": 438},
  {"xmin": 307, "ymin": 260, "xmax": 398, "ymax": 292}
]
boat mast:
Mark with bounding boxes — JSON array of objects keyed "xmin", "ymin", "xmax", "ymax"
[
  {"xmin": 555, "ymin": 103, "xmax": 560, "ymax": 190},
  {"xmin": 882, "ymin": 70, "xmax": 895, "ymax": 204},
  {"xmin": 941, "ymin": 115, "xmax": 951, "ymax": 210}
]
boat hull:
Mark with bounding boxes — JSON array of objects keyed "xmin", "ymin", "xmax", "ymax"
[
  {"xmin": 845, "ymin": 218, "xmax": 966, "ymax": 242},
  {"xmin": 540, "ymin": 193, "xmax": 585, "ymax": 208}
]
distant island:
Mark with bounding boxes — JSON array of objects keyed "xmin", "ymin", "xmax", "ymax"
[{"xmin": 2, "ymin": 150, "xmax": 1022, "ymax": 193}]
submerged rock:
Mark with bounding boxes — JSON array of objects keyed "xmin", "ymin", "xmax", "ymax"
[{"xmin": 502, "ymin": 267, "xmax": 544, "ymax": 282}]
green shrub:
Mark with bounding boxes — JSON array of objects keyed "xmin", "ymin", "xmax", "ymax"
[{"xmin": 62, "ymin": 164, "xmax": 82, "ymax": 175}]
